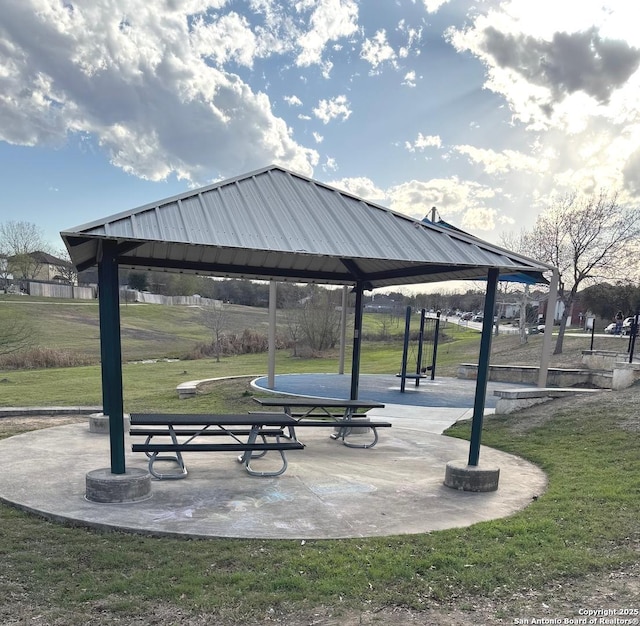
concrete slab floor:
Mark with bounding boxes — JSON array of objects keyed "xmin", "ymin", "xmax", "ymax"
[{"xmin": 0, "ymin": 404, "xmax": 547, "ymax": 539}]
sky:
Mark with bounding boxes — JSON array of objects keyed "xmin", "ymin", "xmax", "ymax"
[{"xmin": 1, "ymin": 0, "xmax": 640, "ymax": 275}]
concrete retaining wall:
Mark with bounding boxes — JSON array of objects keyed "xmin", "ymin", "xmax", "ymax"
[
  {"xmin": 581, "ymin": 350, "xmax": 629, "ymax": 370},
  {"xmin": 177, "ymin": 375, "xmax": 257, "ymax": 399},
  {"xmin": 611, "ymin": 362, "xmax": 640, "ymax": 390},
  {"xmin": 456, "ymin": 363, "xmax": 607, "ymax": 387},
  {"xmin": 493, "ymin": 388, "xmax": 603, "ymax": 414}
]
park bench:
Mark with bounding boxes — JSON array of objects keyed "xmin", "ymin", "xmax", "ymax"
[{"xmin": 129, "ymin": 413, "xmax": 304, "ymax": 478}]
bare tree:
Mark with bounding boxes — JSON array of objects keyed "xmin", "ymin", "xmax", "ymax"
[
  {"xmin": 280, "ymin": 292, "xmax": 304, "ymax": 357},
  {"xmin": 376, "ymin": 311, "xmax": 401, "ymax": 340},
  {"xmin": 299, "ymin": 287, "xmax": 342, "ymax": 352},
  {"xmin": 0, "ymin": 254, "xmax": 10, "ymax": 292},
  {"xmin": 499, "ymin": 230, "xmax": 535, "ymax": 344},
  {"xmin": 524, "ymin": 190, "xmax": 640, "ymax": 353},
  {"xmin": 201, "ymin": 303, "xmax": 227, "ymax": 362},
  {"xmin": 55, "ymin": 248, "xmax": 78, "ymax": 284},
  {"xmin": 0, "ymin": 311, "xmax": 33, "ymax": 356},
  {"xmin": 0, "ymin": 221, "xmax": 49, "ymax": 280}
]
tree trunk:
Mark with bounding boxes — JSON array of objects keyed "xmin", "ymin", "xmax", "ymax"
[
  {"xmin": 519, "ymin": 286, "xmax": 529, "ymax": 344},
  {"xmin": 553, "ymin": 308, "xmax": 570, "ymax": 354}
]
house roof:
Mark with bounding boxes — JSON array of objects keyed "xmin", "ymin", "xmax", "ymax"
[
  {"xmin": 60, "ymin": 165, "xmax": 553, "ymax": 289},
  {"xmin": 30, "ymin": 251, "xmax": 72, "ymax": 267}
]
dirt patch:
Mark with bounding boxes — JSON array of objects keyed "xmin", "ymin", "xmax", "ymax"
[{"xmin": 0, "ymin": 413, "xmax": 86, "ymax": 437}]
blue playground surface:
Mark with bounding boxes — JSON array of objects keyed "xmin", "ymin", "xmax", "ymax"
[{"xmin": 252, "ymin": 373, "xmax": 527, "ymax": 408}]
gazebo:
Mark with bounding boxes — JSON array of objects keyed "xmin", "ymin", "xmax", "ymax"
[{"xmin": 61, "ymin": 165, "xmax": 555, "ymax": 499}]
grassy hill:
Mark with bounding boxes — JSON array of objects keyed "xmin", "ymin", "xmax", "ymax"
[
  {"xmin": 1, "ymin": 294, "xmax": 630, "ymax": 370},
  {"xmin": 1, "ymin": 294, "xmax": 631, "ymax": 411}
]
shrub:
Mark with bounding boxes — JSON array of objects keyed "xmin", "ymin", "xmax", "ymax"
[
  {"xmin": 184, "ymin": 330, "xmax": 291, "ymax": 360},
  {"xmin": 0, "ymin": 346, "xmax": 94, "ymax": 370}
]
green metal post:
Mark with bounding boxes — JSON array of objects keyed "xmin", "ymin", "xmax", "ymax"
[
  {"xmin": 415, "ymin": 308, "xmax": 425, "ymax": 386},
  {"xmin": 468, "ymin": 268, "xmax": 499, "ymax": 466},
  {"xmin": 97, "ymin": 240, "xmax": 126, "ymax": 474},
  {"xmin": 349, "ymin": 282, "xmax": 364, "ymax": 400},
  {"xmin": 399, "ymin": 305, "xmax": 411, "ymax": 393},
  {"xmin": 431, "ymin": 310, "xmax": 441, "ymax": 381},
  {"xmin": 97, "ymin": 264, "xmax": 111, "ymax": 420}
]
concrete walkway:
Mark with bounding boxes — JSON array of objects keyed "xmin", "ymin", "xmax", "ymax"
[{"xmin": 0, "ymin": 376, "xmax": 547, "ymax": 540}]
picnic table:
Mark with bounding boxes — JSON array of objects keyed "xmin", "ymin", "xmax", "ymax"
[
  {"xmin": 129, "ymin": 413, "xmax": 304, "ymax": 478},
  {"xmin": 252, "ymin": 397, "xmax": 390, "ymax": 449}
]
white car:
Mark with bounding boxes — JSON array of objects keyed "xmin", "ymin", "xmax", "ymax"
[
  {"xmin": 622, "ymin": 317, "xmax": 636, "ymax": 335},
  {"xmin": 607, "ymin": 318, "xmax": 634, "ymax": 335}
]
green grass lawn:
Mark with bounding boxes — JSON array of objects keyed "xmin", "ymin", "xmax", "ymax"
[
  {"xmin": 1, "ymin": 382, "xmax": 638, "ymax": 624},
  {"xmin": 1, "ymin": 299, "xmax": 638, "ymax": 623}
]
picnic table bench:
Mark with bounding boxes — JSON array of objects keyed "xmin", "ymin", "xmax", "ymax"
[
  {"xmin": 252, "ymin": 397, "xmax": 391, "ymax": 449},
  {"xmin": 129, "ymin": 413, "xmax": 304, "ymax": 478}
]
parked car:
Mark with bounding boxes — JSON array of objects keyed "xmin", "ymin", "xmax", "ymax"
[
  {"xmin": 622, "ymin": 317, "xmax": 636, "ymax": 335},
  {"xmin": 606, "ymin": 317, "xmax": 635, "ymax": 335}
]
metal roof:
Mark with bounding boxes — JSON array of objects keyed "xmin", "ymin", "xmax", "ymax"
[{"xmin": 60, "ymin": 165, "xmax": 553, "ymax": 289}]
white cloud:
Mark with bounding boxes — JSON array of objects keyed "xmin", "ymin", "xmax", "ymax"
[
  {"xmin": 460, "ymin": 206, "xmax": 497, "ymax": 231},
  {"xmin": 453, "ymin": 145, "xmax": 548, "ymax": 175},
  {"xmin": 447, "ymin": 1, "xmax": 640, "ymax": 131},
  {"xmin": 190, "ymin": 12, "xmax": 258, "ymax": 68},
  {"xmin": 312, "ymin": 131, "xmax": 324, "ymax": 143},
  {"xmin": 446, "ymin": 0, "xmax": 640, "ymax": 206},
  {"xmin": 284, "ymin": 95, "xmax": 303, "ymax": 106},
  {"xmin": 360, "ymin": 30, "xmax": 397, "ymax": 73},
  {"xmin": 386, "ymin": 177, "xmax": 500, "ymax": 231},
  {"xmin": 0, "ymin": 0, "xmax": 318, "ymax": 185},
  {"xmin": 397, "ymin": 21, "xmax": 423, "ymax": 59},
  {"xmin": 402, "ymin": 70, "xmax": 417, "ymax": 87},
  {"xmin": 295, "ymin": 0, "xmax": 359, "ymax": 68},
  {"xmin": 405, "ymin": 133, "xmax": 441, "ymax": 152},
  {"xmin": 421, "ymin": 0, "xmax": 450, "ymax": 13},
  {"xmin": 323, "ymin": 157, "xmax": 338, "ymax": 172},
  {"xmin": 313, "ymin": 95, "xmax": 352, "ymax": 124},
  {"xmin": 327, "ymin": 176, "xmax": 386, "ymax": 202}
]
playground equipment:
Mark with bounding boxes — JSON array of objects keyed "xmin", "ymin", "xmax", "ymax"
[{"xmin": 397, "ymin": 307, "xmax": 441, "ymax": 392}]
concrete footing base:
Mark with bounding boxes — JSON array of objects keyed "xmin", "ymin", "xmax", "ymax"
[
  {"xmin": 88, "ymin": 413, "xmax": 130, "ymax": 434},
  {"xmin": 444, "ymin": 459, "xmax": 500, "ymax": 492},
  {"xmin": 85, "ymin": 468, "xmax": 151, "ymax": 503}
]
